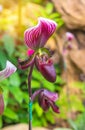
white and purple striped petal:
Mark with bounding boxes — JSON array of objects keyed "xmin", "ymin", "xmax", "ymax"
[
  {"xmin": 0, "ymin": 60, "xmax": 17, "ymax": 81},
  {"xmin": 24, "ymin": 17, "xmax": 57, "ymax": 49}
]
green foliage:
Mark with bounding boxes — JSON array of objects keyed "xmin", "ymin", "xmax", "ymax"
[
  {"xmin": 0, "ymin": 1, "xmax": 64, "ymax": 33},
  {"xmin": 45, "ymin": 2, "xmax": 64, "ymax": 28},
  {"xmin": 0, "ymin": 34, "xmax": 64, "ymax": 128},
  {"xmin": 0, "ymin": 50, "xmax": 7, "ymax": 69},
  {"xmin": 2, "ymin": 34, "xmax": 15, "ymax": 56},
  {"xmin": 0, "ymin": 31, "xmax": 85, "ymax": 129},
  {"xmin": 68, "ymin": 112, "xmax": 85, "ymax": 130},
  {"xmin": 68, "ymin": 82, "xmax": 85, "ymax": 130},
  {"xmin": 56, "ymin": 81, "xmax": 85, "ymax": 119}
]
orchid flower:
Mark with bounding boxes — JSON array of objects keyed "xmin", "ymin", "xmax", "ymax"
[
  {"xmin": 32, "ymin": 89, "xmax": 59, "ymax": 113},
  {"xmin": 66, "ymin": 32, "xmax": 74, "ymax": 41},
  {"xmin": 18, "ymin": 17, "xmax": 57, "ymax": 82},
  {"xmin": 0, "ymin": 60, "xmax": 17, "ymax": 115},
  {"xmin": 63, "ymin": 32, "xmax": 74, "ymax": 55},
  {"xmin": 18, "ymin": 18, "xmax": 59, "ymax": 129}
]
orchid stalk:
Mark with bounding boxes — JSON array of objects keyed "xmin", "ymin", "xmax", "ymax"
[
  {"xmin": 62, "ymin": 32, "xmax": 74, "ymax": 110},
  {"xmin": 0, "ymin": 60, "xmax": 17, "ymax": 115},
  {"xmin": 18, "ymin": 17, "xmax": 60, "ymax": 130}
]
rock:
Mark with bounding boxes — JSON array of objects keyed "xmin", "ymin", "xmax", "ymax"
[
  {"xmin": 52, "ymin": 0, "xmax": 85, "ymax": 30},
  {"xmin": 33, "ymin": 128, "xmax": 49, "ymax": 130},
  {"xmin": 54, "ymin": 128, "xmax": 72, "ymax": 130},
  {"xmin": 2, "ymin": 124, "xmax": 28, "ymax": 130},
  {"xmin": 52, "ymin": 25, "xmax": 85, "ymax": 81},
  {"xmin": 74, "ymin": 31, "xmax": 85, "ymax": 49},
  {"xmin": 69, "ymin": 50, "xmax": 85, "ymax": 73},
  {"xmin": 2, "ymin": 124, "xmax": 49, "ymax": 130}
]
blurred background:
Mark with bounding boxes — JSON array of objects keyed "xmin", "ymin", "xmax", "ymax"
[{"xmin": 0, "ymin": 0, "xmax": 85, "ymax": 130}]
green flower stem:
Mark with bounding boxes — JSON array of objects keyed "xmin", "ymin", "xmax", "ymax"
[
  {"xmin": 63, "ymin": 57, "xmax": 71, "ymax": 111},
  {"xmin": 28, "ymin": 63, "xmax": 34, "ymax": 130}
]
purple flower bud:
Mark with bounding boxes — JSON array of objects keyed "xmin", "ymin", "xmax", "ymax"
[
  {"xmin": 0, "ymin": 61, "xmax": 17, "ymax": 81},
  {"xmin": 24, "ymin": 17, "xmax": 57, "ymax": 49},
  {"xmin": 38, "ymin": 89, "xmax": 59, "ymax": 113},
  {"xmin": 35, "ymin": 56, "xmax": 56, "ymax": 82},
  {"xmin": 0, "ymin": 93, "xmax": 4, "ymax": 115},
  {"xmin": 66, "ymin": 32, "xmax": 74, "ymax": 41}
]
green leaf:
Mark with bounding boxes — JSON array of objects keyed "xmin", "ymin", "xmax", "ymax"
[
  {"xmin": 33, "ymin": 103, "xmax": 43, "ymax": 117},
  {"xmin": 32, "ymin": 80, "xmax": 40, "ymax": 88},
  {"xmin": 45, "ymin": 2, "xmax": 53, "ymax": 14},
  {"xmin": 70, "ymin": 95, "xmax": 84, "ymax": 112},
  {"xmin": 72, "ymin": 81, "xmax": 85, "ymax": 91},
  {"xmin": 42, "ymin": 80, "xmax": 55, "ymax": 91},
  {"xmin": 2, "ymin": 34, "xmax": 15, "ymax": 56},
  {"xmin": 9, "ymin": 86, "xmax": 23, "ymax": 104},
  {"xmin": 33, "ymin": 69, "xmax": 43, "ymax": 81},
  {"xmin": 56, "ymin": 75, "xmax": 64, "ymax": 84},
  {"xmin": 68, "ymin": 119, "xmax": 78, "ymax": 130},
  {"xmin": 4, "ymin": 108, "xmax": 18, "ymax": 120},
  {"xmin": 3, "ymin": 85, "xmax": 9, "ymax": 107},
  {"xmin": 0, "ymin": 116, "xmax": 3, "ymax": 128},
  {"xmin": 0, "ymin": 50, "xmax": 7, "ymax": 69},
  {"xmin": 50, "ymin": 13, "xmax": 61, "ymax": 19},
  {"xmin": 46, "ymin": 111, "xmax": 55, "ymax": 124},
  {"xmin": 9, "ymin": 72, "xmax": 20, "ymax": 87}
]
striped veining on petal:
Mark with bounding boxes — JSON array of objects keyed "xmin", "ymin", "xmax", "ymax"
[
  {"xmin": 38, "ymin": 17, "xmax": 57, "ymax": 47},
  {"xmin": 24, "ymin": 22, "xmax": 41, "ymax": 49},
  {"xmin": 24, "ymin": 17, "xmax": 57, "ymax": 49}
]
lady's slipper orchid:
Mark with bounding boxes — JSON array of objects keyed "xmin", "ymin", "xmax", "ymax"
[
  {"xmin": 18, "ymin": 17, "xmax": 57, "ymax": 82},
  {"xmin": 63, "ymin": 32, "xmax": 74, "ymax": 56},
  {"xmin": 0, "ymin": 60, "xmax": 17, "ymax": 115},
  {"xmin": 32, "ymin": 89, "xmax": 59, "ymax": 113}
]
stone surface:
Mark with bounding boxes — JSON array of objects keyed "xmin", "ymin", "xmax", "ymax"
[
  {"xmin": 53, "ymin": 28, "xmax": 85, "ymax": 81},
  {"xmin": 52, "ymin": 0, "xmax": 85, "ymax": 30},
  {"xmin": 69, "ymin": 50, "xmax": 85, "ymax": 73},
  {"xmin": 54, "ymin": 128, "xmax": 72, "ymax": 130},
  {"xmin": 2, "ymin": 124, "xmax": 49, "ymax": 130}
]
